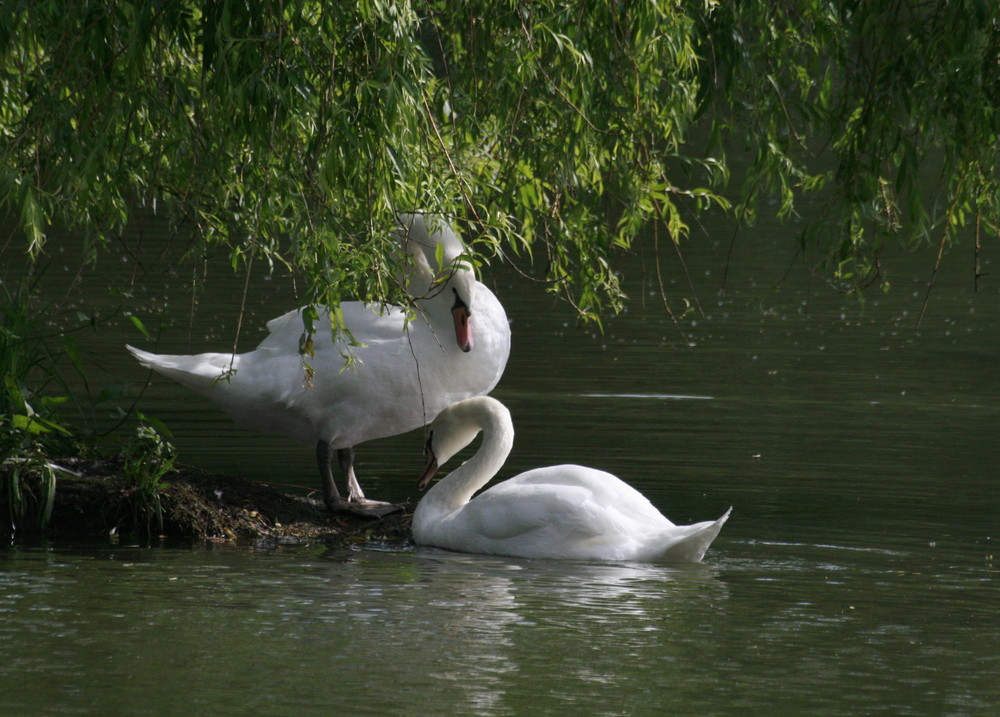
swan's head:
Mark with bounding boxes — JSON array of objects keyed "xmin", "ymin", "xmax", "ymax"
[
  {"xmin": 447, "ymin": 271, "xmax": 477, "ymax": 353},
  {"xmin": 397, "ymin": 213, "xmax": 465, "ymax": 262},
  {"xmin": 396, "ymin": 213, "xmax": 478, "ymax": 353},
  {"xmin": 417, "ymin": 397, "xmax": 510, "ymax": 489}
]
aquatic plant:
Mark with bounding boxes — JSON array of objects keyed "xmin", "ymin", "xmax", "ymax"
[
  {"xmin": 0, "ymin": 278, "xmax": 72, "ymax": 534},
  {"xmin": 1, "ymin": 451, "xmax": 58, "ymax": 535},
  {"xmin": 119, "ymin": 419, "xmax": 176, "ymax": 535}
]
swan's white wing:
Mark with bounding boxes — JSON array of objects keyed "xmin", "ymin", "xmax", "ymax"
[
  {"xmin": 259, "ymin": 303, "xmax": 408, "ymax": 351},
  {"xmin": 450, "ymin": 466, "xmax": 672, "ymax": 560},
  {"xmin": 460, "ymin": 481, "xmax": 601, "ymax": 542},
  {"xmin": 500, "ymin": 465, "xmax": 672, "ymax": 525}
]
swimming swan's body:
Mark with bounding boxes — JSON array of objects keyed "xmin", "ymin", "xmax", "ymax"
[
  {"xmin": 128, "ymin": 215, "xmax": 510, "ymax": 515},
  {"xmin": 413, "ymin": 396, "xmax": 730, "ymax": 562}
]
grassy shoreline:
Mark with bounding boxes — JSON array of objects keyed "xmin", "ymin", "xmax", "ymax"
[{"xmin": 1, "ymin": 456, "xmax": 414, "ymax": 546}]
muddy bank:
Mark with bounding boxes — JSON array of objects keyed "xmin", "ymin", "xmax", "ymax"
[{"xmin": 2, "ymin": 457, "xmax": 414, "ymax": 546}]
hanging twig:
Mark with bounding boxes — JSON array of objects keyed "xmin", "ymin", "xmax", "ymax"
[
  {"xmin": 721, "ymin": 187, "xmax": 755, "ymax": 297},
  {"xmin": 917, "ymin": 181, "xmax": 963, "ymax": 327},
  {"xmin": 973, "ymin": 209, "xmax": 986, "ymax": 292},
  {"xmin": 651, "ymin": 196, "xmax": 703, "ymax": 319},
  {"xmin": 650, "ymin": 221, "xmax": 690, "ymax": 344},
  {"xmin": 227, "ymin": 254, "xmax": 254, "ymax": 375}
]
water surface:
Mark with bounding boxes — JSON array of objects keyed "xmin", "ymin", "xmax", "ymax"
[{"xmin": 2, "ymin": 212, "xmax": 998, "ymax": 715}]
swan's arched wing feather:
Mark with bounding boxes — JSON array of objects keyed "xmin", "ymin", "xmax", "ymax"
[
  {"xmin": 462, "ymin": 467, "xmax": 669, "ymax": 552},
  {"xmin": 260, "ymin": 304, "xmax": 408, "ymax": 350},
  {"xmin": 502, "ymin": 465, "xmax": 670, "ymax": 524},
  {"xmin": 461, "ymin": 482, "xmax": 601, "ymax": 542}
]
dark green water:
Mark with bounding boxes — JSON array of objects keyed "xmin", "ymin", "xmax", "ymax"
[{"xmin": 2, "ymin": 212, "xmax": 998, "ymax": 715}]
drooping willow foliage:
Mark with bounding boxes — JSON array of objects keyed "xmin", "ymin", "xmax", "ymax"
[
  {"xmin": 1, "ymin": 0, "xmax": 998, "ymax": 318},
  {"xmin": 699, "ymin": 1, "xmax": 1000, "ymax": 296}
]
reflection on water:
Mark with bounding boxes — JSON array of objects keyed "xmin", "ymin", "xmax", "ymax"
[
  {"xmin": 313, "ymin": 546, "xmax": 732, "ymax": 715},
  {"xmin": 578, "ymin": 393, "xmax": 715, "ymax": 400},
  {"xmin": 0, "ymin": 541, "xmax": 732, "ymax": 716},
  {"xmin": 2, "ymin": 538, "xmax": 997, "ymax": 716}
]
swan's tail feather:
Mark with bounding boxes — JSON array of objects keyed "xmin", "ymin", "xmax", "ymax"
[
  {"xmin": 126, "ymin": 344, "xmax": 240, "ymax": 395},
  {"xmin": 656, "ymin": 507, "xmax": 732, "ymax": 563}
]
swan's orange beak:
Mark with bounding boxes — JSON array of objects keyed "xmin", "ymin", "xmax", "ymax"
[
  {"xmin": 452, "ymin": 304, "xmax": 473, "ymax": 352},
  {"xmin": 451, "ymin": 290, "xmax": 473, "ymax": 352},
  {"xmin": 418, "ymin": 453, "xmax": 439, "ymax": 490}
]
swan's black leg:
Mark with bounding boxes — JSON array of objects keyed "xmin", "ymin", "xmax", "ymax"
[
  {"xmin": 317, "ymin": 440, "xmax": 342, "ymax": 509},
  {"xmin": 316, "ymin": 441, "xmax": 405, "ymax": 518},
  {"xmin": 339, "ymin": 447, "xmax": 365, "ymax": 501}
]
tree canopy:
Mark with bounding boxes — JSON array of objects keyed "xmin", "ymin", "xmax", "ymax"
[{"xmin": 2, "ymin": 0, "xmax": 998, "ymax": 320}]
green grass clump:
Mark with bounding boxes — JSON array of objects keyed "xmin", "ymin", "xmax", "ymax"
[{"xmin": 120, "ymin": 419, "xmax": 176, "ymax": 534}]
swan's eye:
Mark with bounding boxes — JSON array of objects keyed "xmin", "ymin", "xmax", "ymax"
[{"xmin": 451, "ymin": 288, "xmax": 471, "ymax": 316}]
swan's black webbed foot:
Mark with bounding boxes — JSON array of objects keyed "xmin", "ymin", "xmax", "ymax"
[{"xmin": 325, "ymin": 497, "xmax": 406, "ymax": 518}]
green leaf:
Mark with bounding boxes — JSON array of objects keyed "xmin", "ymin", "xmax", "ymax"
[
  {"xmin": 136, "ymin": 413, "xmax": 175, "ymax": 439},
  {"xmin": 12, "ymin": 414, "xmax": 48, "ymax": 435},
  {"xmin": 127, "ymin": 314, "xmax": 152, "ymax": 340}
]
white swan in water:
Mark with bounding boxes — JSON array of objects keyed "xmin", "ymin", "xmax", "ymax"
[
  {"xmin": 413, "ymin": 396, "xmax": 731, "ymax": 562},
  {"xmin": 127, "ymin": 214, "xmax": 511, "ymax": 516}
]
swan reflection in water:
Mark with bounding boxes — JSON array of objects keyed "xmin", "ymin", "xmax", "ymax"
[{"xmin": 316, "ymin": 546, "xmax": 728, "ymax": 714}]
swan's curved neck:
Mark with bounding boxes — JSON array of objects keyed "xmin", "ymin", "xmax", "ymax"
[{"xmin": 426, "ymin": 405, "xmax": 513, "ymax": 512}]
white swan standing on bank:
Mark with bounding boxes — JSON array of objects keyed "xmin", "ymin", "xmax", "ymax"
[
  {"xmin": 413, "ymin": 396, "xmax": 731, "ymax": 562},
  {"xmin": 127, "ymin": 214, "xmax": 511, "ymax": 516}
]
